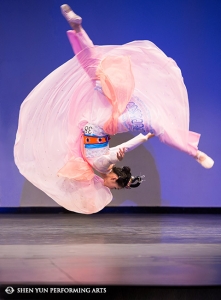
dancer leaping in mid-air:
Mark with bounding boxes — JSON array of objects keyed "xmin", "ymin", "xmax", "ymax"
[{"xmin": 14, "ymin": 4, "xmax": 214, "ymax": 214}]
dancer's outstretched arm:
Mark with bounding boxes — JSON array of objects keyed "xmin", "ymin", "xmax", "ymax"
[{"xmin": 93, "ymin": 133, "xmax": 154, "ymax": 174}]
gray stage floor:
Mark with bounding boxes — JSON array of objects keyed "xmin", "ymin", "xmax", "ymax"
[{"xmin": 0, "ymin": 213, "xmax": 221, "ymax": 285}]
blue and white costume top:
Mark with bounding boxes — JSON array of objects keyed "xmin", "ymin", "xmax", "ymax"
[{"xmin": 82, "ymin": 122, "xmax": 147, "ymax": 174}]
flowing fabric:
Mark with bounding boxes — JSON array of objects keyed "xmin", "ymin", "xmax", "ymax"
[
  {"xmin": 57, "ymin": 156, "xmax": 94, "ymax": 181},
  {"xmin": 14, "ymin": 32, "xmax": 200, "ymax": 214},
  {"xmin": 96, "ymin": 55, "xmax": 135, "ymax": 135}
]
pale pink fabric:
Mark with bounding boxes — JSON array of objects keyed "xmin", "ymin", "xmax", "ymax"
[
  {"xmin": 14, "ymin": 29, "xmax": 201, "ymax": 214},
  {"xmin": 14, "ymin": 50, "xmax": 113, "ymax": 214},
  {"xmin": 67, "ymin": 30, "xmax": 135, "ymax": 135},
  {"xmin": 57, "ymin": 156, "xmax": 94, "ymax": 181},
  {"xmin": 67, "ymin": 30, "xmax": 200, "ymax": 156}
]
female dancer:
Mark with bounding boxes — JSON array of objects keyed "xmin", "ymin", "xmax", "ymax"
[{"xmin": 14, "ymin": 4, "xmax": 214, "ymax": 214}]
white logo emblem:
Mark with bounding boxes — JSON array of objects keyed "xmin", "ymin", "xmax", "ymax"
[{"xmin": 5, "ymin": 286, "xmax": 15, "ymax": 294}]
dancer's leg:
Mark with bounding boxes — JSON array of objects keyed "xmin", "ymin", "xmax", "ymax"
[
  {"xmin": 66, "ymin": 29, "xmax": 94, "ymax": 56},
  {"xmin": 61, "ymin": 4, "xmax": 94, "ymax": 54},
  {"xmin": 61, "ymin": 4, "xmax": 100, "ymax": 79},
  {"xmin": 159, "ymin": 129, "xmax": 214, "ymax": 168}
]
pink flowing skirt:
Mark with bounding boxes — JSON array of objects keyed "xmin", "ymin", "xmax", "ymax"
[{"xmin": 14, "ymin": 36, "xmax": 200, "ymax": 214}]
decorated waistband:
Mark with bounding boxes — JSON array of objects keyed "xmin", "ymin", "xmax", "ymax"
[{"xmin": 83, "ymin": 134, "xmax": 110, "ymax": 149}]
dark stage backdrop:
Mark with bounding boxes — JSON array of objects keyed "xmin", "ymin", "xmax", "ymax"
[{"xmin": 0, "ymin": 0, "xmax": 220, "ymax": 208}]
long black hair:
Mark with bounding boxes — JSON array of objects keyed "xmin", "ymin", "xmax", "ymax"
[
  {"xmin": 112, "ymin": 166, "xmax": 131, "ymax": 188},
  {"xmin": 112, "ymin": 166, "xmax": 144, "ymax": 189}
]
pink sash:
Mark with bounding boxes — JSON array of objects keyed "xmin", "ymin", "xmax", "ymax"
[{"xmin": 96, "ymin": 55, "xmax": 135, "ymax": 135}]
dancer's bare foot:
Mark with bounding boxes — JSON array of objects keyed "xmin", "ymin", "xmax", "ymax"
[
  {"xmin": 195, "ymin": 150, "xmax": 214, "ymax": 169},
  {"xmin": 60, "ymin": 4, "xmax": 82, "ymax": 32}
]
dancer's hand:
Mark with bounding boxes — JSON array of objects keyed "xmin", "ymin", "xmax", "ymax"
[
  {"xmin": 146, "ymin": 132, "xmax": 155, "ymax": 140},
  {"xmin": 117, "ymin": 148, "xmax": 126, "ymax": 161}
]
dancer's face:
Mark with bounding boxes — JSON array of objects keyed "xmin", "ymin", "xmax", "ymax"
[{"xmin": 103, "ymin": 173, "xmax": 122, "ymax": 190}]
